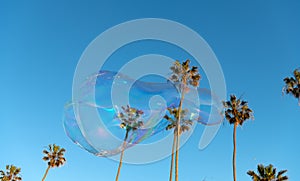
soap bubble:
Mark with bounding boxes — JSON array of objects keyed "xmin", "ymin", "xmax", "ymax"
[{"xmin": 63, "ymin": 70, "xmax": 223, "ymax": 157}]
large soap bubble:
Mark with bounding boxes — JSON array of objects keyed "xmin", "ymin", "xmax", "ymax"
[{"xmin": 63, "ymin": 70, "xmax": 223, "ymax": 157}]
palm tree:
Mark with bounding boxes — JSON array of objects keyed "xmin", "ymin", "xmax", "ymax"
[
  {"xmin": 283, "ymin": 68, "xmax": 300, "ymax": 105},
  {"xmin": 165, "ymin": 59, "xmax": 201, "ymax": 181},
  {"xmin": 0, "ymin": 165, "xmax": 22, "ymax": 181},
  {"xmin": 164, "ymin": 108, "xmax": 193, "ymax": 181},
  {"xmin": 247, "ymin": 164, "xmax": 288, "ymax": 181},
  {"xmin": 115, "ymin": 105, "xmax": 144, "ymax": 181},
  {"xmin": 223, "ymin": 95, "xmax": 253, "ymax": 181},
  {"xmin": 42, "ymin": 144, "xmax": 66, "ymax": 181}
]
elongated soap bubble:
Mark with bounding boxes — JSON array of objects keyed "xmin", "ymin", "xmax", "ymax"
[{"xmin": 64, "ymin": 70, "xmax": 223, "ymax": 157}]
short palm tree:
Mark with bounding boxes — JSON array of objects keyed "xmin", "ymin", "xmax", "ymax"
[
  {"xmin": 283, "ymin": 68, "xmax": 300, "ymax": 105},
  {"xmin": 0, "ymin": 165, "xmax": 22, "ymax": 181},
  {"xmin": 223, "ymin": 95, "xmax": 253, "ymax": 181},
  {"xmin": 42, "ymin": 144, "xmax": 66, "ymax": 181},
  {"xmin": 115, "ymin": 105, "xmax": 144, "ymax": 181},
  {"xmin": 165, "ymin": 59, "xmax": 201, "ymax": 181},
  {"xmin": 247, "ymin": 164, "xmax": 288, "ymax": 181},
  {"xmin": 164, "ymin": 108, "xmax": 193, "ymax": 181}
]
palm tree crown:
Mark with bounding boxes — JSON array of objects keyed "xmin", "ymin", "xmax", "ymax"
[
  {"xmin": 164, "ymin": 108, "xmax": 193, "ymax": 134},
  {"xmin": 0, "ymin": 165, "xmax": 22, "ymax": 181},
  {"xmin": 42, "ymin": 144, "xmax": 66, "ymax": 168},
  {"xmin": 223, "ymin": 95, "xmax": 253, "ymax": 125},
  {"xmin": 247, "ymin": 164, "xmax": 288, "ymax": 181},
  {"xmin": 169, "ymin": 59, "xmax": 201, "ymax": 89},
  {"xmin": 283, "ymin": 68, "xmax": 300, "ymax": 105},
  {"xmin": 117, "ymin": 105, "xmax": 144, "ymax": 134}
]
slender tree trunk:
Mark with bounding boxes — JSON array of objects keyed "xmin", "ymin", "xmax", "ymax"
[
  {"xmin": 42, "ymin": 165, "xmax": 50, "ymax": 181},
  {"xmin": 175, "ymin": 83, "xmax": 186, "ymax": 181},
  {"xmin": 175, "ymin": 129, "xmax": 180, "ymax": 181},
  {"xmin": 115, "ymin": 130, "xmax": 129, "ymax": 181},
  {"xmin": 169, "ymin": 132, "xmax": 177, "ymax": 181},
  {"xmin": 233, "ymin": 123, "xmax": 237, "ymax": 181}
]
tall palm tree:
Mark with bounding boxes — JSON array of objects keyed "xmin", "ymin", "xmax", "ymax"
[
  {"xmin": 283, "ymin": 68, "xmax": 300, "ymax": 105},
  {"xmin": 223, "ymin": 95, "xmax": 253, "ymax": 181},
  {"xmin": 0, "ymin": 165, "xmax": 22, "ymax": 181},
  {"xmin": 115, "ymin": 105, "xmax": 144, "ymax": 181},
  {"xmin": 247, "ymin": 164, "xmax": 288, "ymax": 181},
  {"xmin": 42, "ymin": 144, "xmax": 66, "ymax": 181},
  {"xmin": 165, "ymin": 60, "xmax": 201, "ymax": 181}
]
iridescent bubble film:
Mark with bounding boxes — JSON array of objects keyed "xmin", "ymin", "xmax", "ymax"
[{"xmin": 63, "ymin": 70, "xmax": 223, "ymax": 157}]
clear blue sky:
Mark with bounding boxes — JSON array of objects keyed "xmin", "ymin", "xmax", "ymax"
[{"xmin": 0, "ymin": 0, "xmax": 299, "ymax": 181}]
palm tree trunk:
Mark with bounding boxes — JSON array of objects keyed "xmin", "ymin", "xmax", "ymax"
[
  {"xmin": 115, "ymin": 130, "xmax": 129, "ymax": 181},
  {"xmin": 42, "ymin": 165, "xmax": 50, "ymax": 181},
  {"xmin": 233, "ymin": 123, "xmax": 237, "ymax": 181},
  {"xmin": 175, "ymin": 83, "xmax": 186, "ymax": 181},
  {"xmin": 169, "ymin": 132, "xmax": 177, "ymax": 181},
  {"xmin": 175, "ymin": 131, "xmax": 180, "ymax": 181}
]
